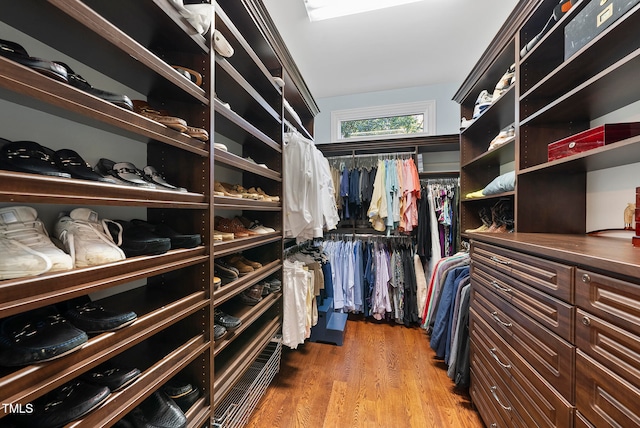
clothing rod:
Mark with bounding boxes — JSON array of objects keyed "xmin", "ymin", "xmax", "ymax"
[
  {"xmin": 324, "ymin": 232, "xmax": 414, "ymax": 239},
  {"xmin": 326, "ymin": 151, "xmax": 416, "ymax": 160},
  {"xmin": 283, "ymin": 119, "xmax": 299, "ymax": 133}
]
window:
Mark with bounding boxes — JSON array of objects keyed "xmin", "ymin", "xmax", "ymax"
[{"xmin": 330, "ymin": 100, "xmax": 436, "ymax": 143}]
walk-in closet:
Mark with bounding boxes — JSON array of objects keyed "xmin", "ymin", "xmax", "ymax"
[{"xmin": 1, "ymin": 0, "xmax": 639, "ymax": 427}]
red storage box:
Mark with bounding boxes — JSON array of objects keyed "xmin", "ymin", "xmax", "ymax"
[{"xmin": 548, "ymin": 122, "xmax": 640, "ymax": 161}]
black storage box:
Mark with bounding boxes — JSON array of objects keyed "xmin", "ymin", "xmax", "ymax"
[{"xmin": 564, "ymin": 0, "xmax": 639, "ymax": 59}]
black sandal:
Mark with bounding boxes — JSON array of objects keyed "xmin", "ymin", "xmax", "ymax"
[{"xmin": 0, "ymin": 39, "xmax": 67, "ymax": 82}]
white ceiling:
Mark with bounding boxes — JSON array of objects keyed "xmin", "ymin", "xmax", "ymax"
[{"xmin": 262, "ymin": 0, "xmax": 520, "ymax": 99}]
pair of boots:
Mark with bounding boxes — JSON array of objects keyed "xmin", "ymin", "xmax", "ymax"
[{"xmin": 466, "ymin": 200, "xmax": 514, "ymax": 233}]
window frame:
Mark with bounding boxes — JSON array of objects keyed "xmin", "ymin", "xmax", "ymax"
[{"xmin": 330, "ymin": 100, "xmax": 436, "ymax": 143}]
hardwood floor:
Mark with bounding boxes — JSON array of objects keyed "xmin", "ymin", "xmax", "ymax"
[{"xmin": 246, "ymin": 318, "xmax": 483, "ymax": 428}]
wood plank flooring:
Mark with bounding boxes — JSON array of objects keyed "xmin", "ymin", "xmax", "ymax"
[{"xmin": 246, "ymin": 318, "xmax": 483, "ymax": 428}]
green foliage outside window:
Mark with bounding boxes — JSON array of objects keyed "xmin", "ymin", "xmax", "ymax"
[{"xmin": 340, "ymin": 114, "xmax": 424, "ymax": 139}]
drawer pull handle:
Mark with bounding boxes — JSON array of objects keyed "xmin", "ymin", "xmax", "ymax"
[
  {"xmin": 490, "ymin": 256, "xmax": 511, "ymax": 266},
  {"xmin": 491, "ymin": 311, "xmax": 513, "ymax": 327},
  {"xmin": 491, "ymin": 280, "xmax": 512, "ymax": 293},
  {"xmin": 582, "ymin": 273, "xmax": 591, "ymax": 283},
  {"xmin": 582, "ymin": 316, "xmax": 591, "ymax": 326},
  {"xmin": 490, "ymin": 424, "xmax": 497, "ymax": 428},
  {"xmin": 490, "ymin": 386, "xmax": 512, "ymax": 411},
  {"xmin": 489, "ymin": 348, "xmax": 511, "ymax": 369}
]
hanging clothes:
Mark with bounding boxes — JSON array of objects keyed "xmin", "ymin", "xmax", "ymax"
[{"xmin": 284, "ymin": 132, "xmax": 339, "ymax": 242}]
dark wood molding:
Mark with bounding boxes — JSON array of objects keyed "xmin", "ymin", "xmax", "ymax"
[
  {"xmin": 244, "ymin": 0, "xmax": 320, "ymax": 116},
  {"xmin": 316, "ymin": 134, "xmax": 459, "ymax": 156}
]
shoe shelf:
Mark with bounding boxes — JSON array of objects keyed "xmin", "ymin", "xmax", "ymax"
[
  {"xmin": 461, "ymin": 137, "xmax": 515, "ymax": 170},
  {"xmin": 73, "ymin": 334, "xmax": 210, "ymax": 428},
  {"xmin": 214, "ymin": 149, "xmax": 282, "ymax": 182},
  {"xmin": 216, "ymin": 57, "xmax": 282, "ymax": 123},
  {"xmin": 214, "ymin": 97, "xmax": 281, "ymax": 153},
  {"xmin": 0, "ymin": 171, "xmax": 208, "ymax": 208},
  {"xmin": 214, "ymin": 292, "xmax": 283, "ymax": 357},
  {"xmin": 1, "ymin": 0, "xmax": 215, "ymax": 425},
  {"xmin": 214, "ymin": 259, "xmax": 281, "ymax": 305},
  {"xmin": 51, "ymin": 0, "xmax": 208, "ymax": 104},
  {"xmin": 213, "ymin": 195, "xmax": 281, "ymax": 211},
  {"xmin": 0, "ymin": 289, "xmax": 208, "ymax": 408},
  {"xmin": 4, "ymin": 0, "xmax": 208, "ymax": 105},
  {"xmin": 0, "ymin": 247, "xmax": 207, "ymax": 318},
  {"xmin": 215, "ymin": 3, "xmax": 283, "ymax": 99},
  {"xmin": 213, "ymin": 315, "xmax": 281, "ymax": 405},
  {"xmin": 0, "ymin": 58, "xmax": 210, "ymax": 157}
]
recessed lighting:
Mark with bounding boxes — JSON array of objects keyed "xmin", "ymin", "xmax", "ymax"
[{"xmin": 304, "ymin": 0, "xmax": 425, "ymax": 22}]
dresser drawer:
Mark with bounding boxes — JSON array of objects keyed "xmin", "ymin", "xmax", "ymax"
[
  {"xmin": 472, "ymin": 282, "xmax": 575, "ymax": 401},
  {"xmin": 471, "ymin": 339, "xmax": 514, "ymax": 427},
  {"xmin": 575, "ymin": 308, "xmax": 640, "ymax": 390},
  {"xmin": 575, "ymin": 411, "xmax": 595, "ymax": 428},
  {"xmin": 576, "ymin": 350, "xmax": 640, "ymax": 427},
  {"xmin": 472, "ymin": 260, "xmax": 574, "ymax": 342},
  {"xmin": 472, "ymin": 241, "xmax": 574, "ymax": 303},
  {"xmin": 576, "ymin": 268, "xmax": 640, "ymax": 337},
  {"xmin": 471, "ymin": 308, "xmax": 574, "ymax": 427}
]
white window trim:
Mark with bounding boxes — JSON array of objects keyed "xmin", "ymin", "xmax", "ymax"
[{"xmin": 330, "ymin": 100, "xmax": 436, "ymax": 143}]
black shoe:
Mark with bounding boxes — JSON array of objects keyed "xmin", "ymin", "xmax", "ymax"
[
  {"xmin": 55, "ymin": 149, "xmax": 116, "ymax": 183},
  {"xmin": 214, "ymin": 309, "xmax": 241, "ymax": 331},
  {"xmin": 214, "ymin": 260, "xmax": 239, "ymax": 280},
  {"xmin": 53, "ymin": 61, "xmax": 133, "ymax": 110},
  {"xmin": 0, "ymin": 39, "xmax": 67, "ymax": 82},
  {"xmin": 16, "ymin": 380, "xmax": 110, "ymax": 428},
  {"xmin": 82, "ymin": 365, "xmax": 141, "ymax": 391},
  {"xmin": 213, "ymin": 323, "xmax": 227, "ymax": 341},
  {"xmin": 0, "ymin": 306, "xmax": 88, "ymax": 367},
  {"xmin": 142, "ymin": 166, "xmax": 187, "ymax": 192},
  {"xmin": 128, "ymin": 391, "xmax": 187, "ymax": 428},
  {"xmin": 162, "ymin": 379, "xmax": 201, "ymax": 413},
  {"xmin": 0, "ymin": 140, "xmax": 70, "ymax": 178},
  {"xmin": 95, "ymin": 158, "xmax": 156, "ymax": 188},
  {"xmin": 58, "ymin": 296, "xmax": 137, "ymax": 333},
  {"xmin": 130, "ymin": 219, "xmax": 201, "ymax": 249},
  {"xmin": 109, "ymin": 220, "xmax": 172, "ymax": 257}
]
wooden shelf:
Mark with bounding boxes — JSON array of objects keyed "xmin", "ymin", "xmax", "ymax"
[
  {"xmin": 214, "ymin": 260, "xmax": 282, "ymax": 306},
  {"xmin": 461, "ymin": 138, "xmax": 515, "ymax": 169},
  {"xmin": 4, "ymin": 0, "xmax": 208, "ymax": 104},
  {"xmin": 0, "ymin": 57, "xmax": 209, "ymax": 157},
  {"xmin": 0, "ymin": 247, "xmax": 208, "ymax": 318},
  {"xmin": 214, "ymin": 98, "xmax": 281, "ymax": 152},
  {"xmin": 0, "ymin": 291, "xmax": 209, "ymax": 407},
  {"xmin": 214, "ymin": 149, "xmax": 282, "ymax": 181},
  {"xmin": 214, "ymin": 195, "xmax": 281, "ymax": 211},
  {"xmin": 73, "ymin": 334, "xmax": 210, "ymax": 428},
  {"xmin": 0, "ymin": 170, "xmax": 208, "ymax": 208},
  {"xmin": 214, "ymin": 292, "xmax": 282, "ymax": 356}
]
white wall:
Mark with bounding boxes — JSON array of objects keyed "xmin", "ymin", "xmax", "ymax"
[{"xmin": 313, "ymin": 82, "xmax": 461, "ymax": 144}]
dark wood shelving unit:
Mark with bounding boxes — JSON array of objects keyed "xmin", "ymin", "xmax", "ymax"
[{"xmin": 455, "ymin": 1, "xmax": 640, "ymax": 426}]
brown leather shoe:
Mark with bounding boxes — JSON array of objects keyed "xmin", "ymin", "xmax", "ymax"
[
  {"xmin": 132, "ymin": 100, "xmax": 188, "ymax": 132},
  {"xmin": 215, "ymin": 217, "xmax": 248, "ymax": 237},
  {"xmin": 185, "ymin": 126, "xmax": 209, "ymax": 141},
  {"xmin": 230, "ymin": 217, "xmax": 258, "ymax": 236},
  {"xmin": 224, "ymin": 255, "xmax": 254, "ymax": 275},
  {"xmin": 238, "ymin": 254, "xmax": 262, "ymax": 269}
]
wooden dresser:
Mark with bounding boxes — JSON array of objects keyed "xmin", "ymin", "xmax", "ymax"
[{"xmin": 468, "ymin": 233, "xmax": 640, "ymax": 427}]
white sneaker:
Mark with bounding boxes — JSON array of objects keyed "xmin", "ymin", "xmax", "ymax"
[
  {"xmin": 54, "ymin": 208, "xmax": 126, "ymax": 268},
  {"xmin": 492, "ymin": 63, "xmax": 516, "ymax": 100},
  {"xmin": 0, "ymin": 236, "xmax": 52, "ymax": 279},
  {"xmin": 0, "ymin": 206, "xmax": 73, "ymax": 273},
  {"xmin": 472, "ymin": 90, "xmax": 493, "ymax": 119},
  {"xmin": 460, "ymin": 117, "xmax": 475, "ymax": 130}
]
